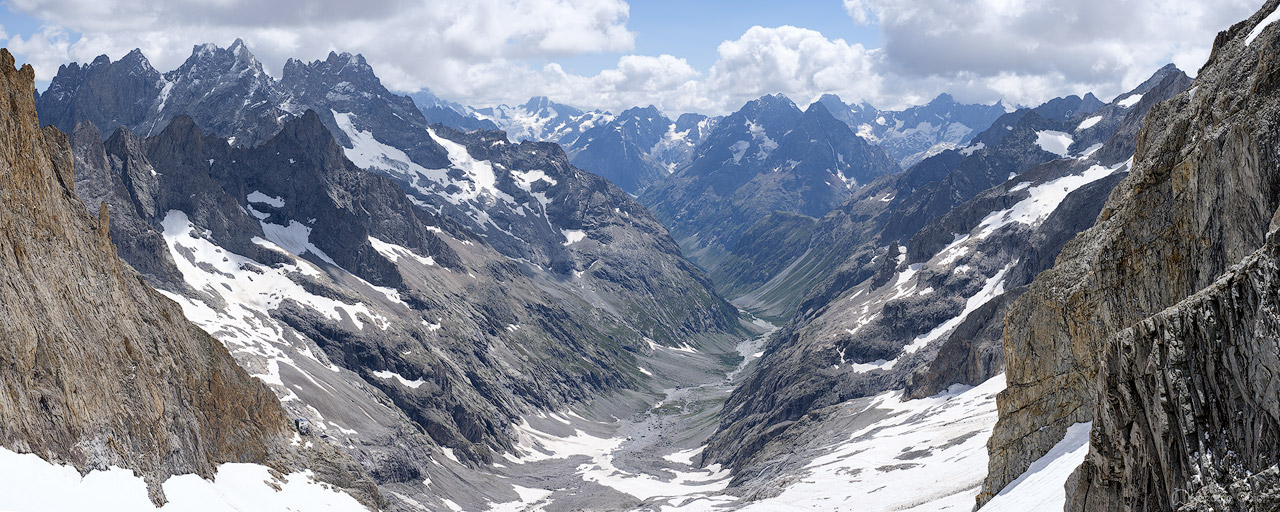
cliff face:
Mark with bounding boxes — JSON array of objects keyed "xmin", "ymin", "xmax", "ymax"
[
  {"xmin": 982, "ymin": 2, "xmax": 1280, "ymax": 508},
  {"xmin": 1071, "ymin": 237, "xmax": 1280, "ymax": 510},
  {"xmin": 0, "ymin": 48, "xmax": 375, "ymax": 506}
]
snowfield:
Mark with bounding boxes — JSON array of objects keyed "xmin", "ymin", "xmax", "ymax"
[
  {"xmin": 1117, "ymin": 94, "xmax": 1143, "ymax": 108},
  {"xmin": 979, "ymin": 422, "xmax": 1092, "ymax": 511},
  {"xmin": 1034, "ymin": 130, "xmax": 1074, "ymax": 157},
  {"xmin": 737, "ymin": 375, "xmax": 1007, "ymax": 511},
  {"xmin": 473, "ymin": 370, "xmax": 1079, "ymax": 512},
  {"xmin": 1075, "ymin": 116, "xmax": 1102, "ymax": 132},
  {"xmin": 0, "ymin": 447, "xmax": 366, "ymax": 512}
]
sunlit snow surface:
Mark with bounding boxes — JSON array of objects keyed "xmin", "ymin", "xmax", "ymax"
[
  {"xmin": 1075, "ymin": 116, "xmax": 1102, "ymax": 132},
  {"xmin": 332, "ymin": 110, "xmax": 581, "ymax": 242},
  {"xmin": 975, "ymin": 159, "xmax": 1129, "ymax": 240},
  {"xmin": 735, "ymin": 375, "xmax": 1007, "ymax": 511},
  {"xmin": 979, "ymin": 422, "xmax": 1091, "ymax": 511},
  {"xmin": 501, "ymin": 413, "xmax": 734, "ymax": 504},
  {"xmin": 159, "ymin": 211, "xmax": 388, "ymax": 389},
  {"xmin": 1117, "ymin": 94, "xmax": 1144, "ymax": 108},
  {"xmin": 480, "ymin": 374, "xmax": 1022, "ymax": 512},
  {"xmin": 561, "ymin": 229, "xmax": 587, "ymax": 245},
  {"xmin": 1249, "ymin": 4, "xmax": 1280, "ymax": 45},
  {"xmin": 1034, "ymin": 130, "xmax": 1074, "ymax": 157},
  {"xmin": 0, "ymin": 447, "xmax": 365, "ymax": 511}
]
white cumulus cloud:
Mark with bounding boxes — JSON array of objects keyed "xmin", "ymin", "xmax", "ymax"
[
  {"xmin": 5, "ymin": 0, "xmax": 636, "ymax": 89},
  {"xmin": 0, "ymin": 0, "xmax": 1266, "ymax": 116},
  {"xmin": 846, "ymin": 0, "xmax": 1260, "ymax": 103}
]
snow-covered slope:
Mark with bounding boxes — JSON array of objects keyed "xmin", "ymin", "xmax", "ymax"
[
  {"xmin": 819, "ymin": 93, "xmax": 1009, "ymax": 168},
  {"xmin": 978, "ymin": 422, "xmax": 1091, "ymax": 512},
  {"xmin": 735, "ymin": 375, "xmax": 1007, "ymax": 512},
  {"xmin": 565, "ymin": 106, "xmax": 718, "ymax": 195},
  {"xmin": 0, "ymin": 447, "xmax": 367, "ymax": 512},
  {"xmin": 472, "ymin": 96, "xmax": 613, "ymax": 144}
]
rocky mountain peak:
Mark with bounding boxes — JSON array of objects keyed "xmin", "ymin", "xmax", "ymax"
[
  {"xmin": 741, "ymin": 93, "xmax": 800, "ymax": 119},
  {"xmin": 521, "ymin": 95, "xmax": 551, "ymax": 111},
  {"xmin": 620, "ymin": 104, "xmax": 663, "ymax": 120},
  {"xmin": 38, "ymin": 50, "xmax": 164, "ymax": 137},
  {"xmin": 929, "ymin": 92, "xmax": 957, "ymax": 105},
  {"xmin": 173, "ymin": 40, "xmax": 269, "ymax": 80},
  {"xmin": 817, "ymin": 92, "xmax": 844, "ymax": 104},
  {"xmin": 228, "ymin": 37, "xmax": 249, "ymax": 56},
  {"xmin": 801, "ymin": 99, "xmax": 837, "ymax": 118},
  {"xmin": 117, "ymin": 48, "xmax": 157, "ymax": 72},
  {"xmin": 674, "ymin": 112, "xmax": 713, "ymax": 132},
  {"xmin": 280, "ymin": 108, "xmax": 335, "ymax": 145},
  {"xmin": 519, "ymin": 95, "xmax": 585, "ymax": 118},
  {"xmin": 315, "ymin": 51, "xmax": 375, "ymax": 78}
]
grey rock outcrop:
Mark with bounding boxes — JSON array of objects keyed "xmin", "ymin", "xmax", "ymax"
[
  {"xmin": 1070, "ymin": 237, "xmax": 1280, "ymax": 510},
  {"xmin": 981, "ymin": 2, "xmax": 1280, "ymax": 508}
]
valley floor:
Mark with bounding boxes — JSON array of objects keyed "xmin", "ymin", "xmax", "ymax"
[
  {"xmin": 0, "ymin": 312, "xmax": 1088, "ymax": 512},
  {"xmin": 423, "ymin": 314, "xmax": 1089, "ymax": 512}
]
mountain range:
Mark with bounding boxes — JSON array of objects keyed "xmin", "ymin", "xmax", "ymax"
[
  {"xmin": 32, "ymin": 38, "xmax": 750, "ymax": 511},
  {"xmin": 7, "ymin": 3, "xmax": 1280, "ymax": 509}
]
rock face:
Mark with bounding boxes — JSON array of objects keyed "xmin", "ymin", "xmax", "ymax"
[
  {"xmin": 0, "ymin": 48, "xmax": 376, "ymax": 506},
  {"xmin": 716, "ymin": 99, "xmax": 1073, "ymax": 321},
  {"xmin": 713, "ymin": 64, "xmax": 1190, "ymax": 325},
  {"xmin": 36, "ymin": 42, "xmax": 743, "ymax": 353},
  {"xmin": 39, "ymin": 40, "xmax": 289, "ymax": 147},
  {"xmin": 1071, "ymin": 238, "xmax": 1280, "ymax": 510},
  {"xmin": 981, "ymin": 3, "xmax": 1280, "ymax": 508}
]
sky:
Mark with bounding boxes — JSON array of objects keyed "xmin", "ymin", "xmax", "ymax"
[{"xmin": 0, "ymin": 0, "xmax": 1265, "ymax": 116}]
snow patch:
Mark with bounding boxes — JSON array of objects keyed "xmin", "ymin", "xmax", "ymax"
[
  {"xmin": 0, "ymin": 446, "xmax": 366, "ymax": 511},
  {"xmin": 739, "ymin": 375, "xmax": 1007, "ymax": 512},
  {"xmin": 1117, "ymin": 94, "xmax": 1143, "ymax": 108},
  {"xmin": 159, "ymin": 210, "xmax": 388, "ymax": 390},
  {"xmin": 505, "ymin": 418, "xmax": 731, "ymax": 501},
  {"xmin": 979, "ymin": 422, "xmax": 1092, "ymax": 511},
  {"xmin": 1078, "ymin": 143, "xmax": 1104, "ymax": 159},
  {"xmin": 730, "ymin": 140, "xmax": 750, "ymax": 163},
  {"xmin": 901, "ymin": 263, "xmax": 1012, "ymax": 356},
  {"xmin": 1248, "ymin": 6, "xmax": 1280, "ymax": 46},
  {"xmin": 561, "ymin": 229, "xmax": 587, "ymax": 246},
  {"xmin": 246, "ymin": 191, "xmax": 284, "ymax": 208},
  {"xmin": 368, "ymin": 236, "xmax": 435, "ymax": 266},
  {"xmin": 976, "ymin": 160, "xmax": 1127, "ymax": 239},
  {"xmin": 372, "ymin": 370, "xmax": 426, "ymax": 389},
  {"xmin": 1034, "ymin": 130, "xmax": 1073, "ymax": 157},
  {"xmin": 484, "ymin": 485, "xmax": 554, "ymax": 512},
  {"xmin": 260, "ymin": 220, "xmax": 337, "ymax": 266},
  {"xmin": 1075, "ymin": 116, "xmax": 1102, "ymax": 132}
]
